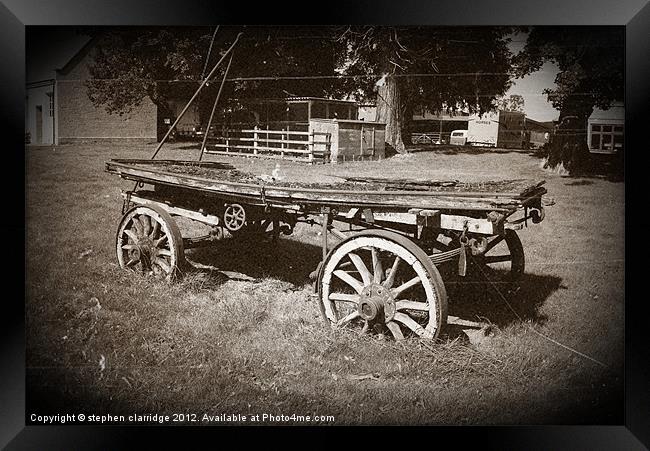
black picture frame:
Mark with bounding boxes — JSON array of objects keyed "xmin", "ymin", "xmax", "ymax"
[{"xmin": 3, "ymin": 0, "xmax": 647, "ymax": 448}]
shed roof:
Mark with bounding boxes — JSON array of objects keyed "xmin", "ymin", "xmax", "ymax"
[
  {"xmin": 589, "ymin": 103, "xmax": 625, "ymax": 121},
  {"xmin": 56, "ymin": 37, "xmax": 95, "ymax": 76},
  {"xmin": 230, "ymin": 97, "xmax": 357, "ymax": 104}
]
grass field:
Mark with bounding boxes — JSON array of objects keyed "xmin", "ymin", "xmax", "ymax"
[{"xmin": 26, "ymin": 142, "xmax": 624, "ymax": 425}]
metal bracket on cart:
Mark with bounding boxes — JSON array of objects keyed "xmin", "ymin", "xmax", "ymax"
[{"xmin": 505, "ymin": 206, "xmax": 545, "ymax": 230}]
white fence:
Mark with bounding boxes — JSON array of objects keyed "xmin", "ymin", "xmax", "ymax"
[{"xmin": 204, "ymin": 127, "xmax": 332, "ymax": 163}]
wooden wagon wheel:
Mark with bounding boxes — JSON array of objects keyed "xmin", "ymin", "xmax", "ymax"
[
  {"xmin": 116, "ymin": 205, "xmax": 184, "ymax": 280},
  {"xmin": 223, "ymin": 203, "xmax": 246, "ymax": 232},
  {"xmin": 316, "ymin": 230, "xmax": 448, "ymax": 340},
  {"xmin": 472, "ymin": 229, "xmax": 525, "ymax": 285}
]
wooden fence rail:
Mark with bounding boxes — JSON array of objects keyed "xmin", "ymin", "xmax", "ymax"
[{"xmin": 204, "ymin": 127, "xmax": 332, "ymax": 163}]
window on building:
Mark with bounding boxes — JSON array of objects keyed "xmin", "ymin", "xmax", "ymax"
[
  {"xmin": 591, "ymin": 133, "xmax": 601, "ymax": 148},
  {"xmin": 590, "ymin": 122, "xmax": 623, "ymax": 152},
  {"xmin": 47, "ymin": 92, "xmax": 54, "ymax": 117},
  {"xmin": 311, "ymin": 102, "xmax": 326, "ymax": 119},
  {"xmin": 332, "ymin": 104, "xmax": 349, "ymax": 119},
  {"xmin": 287, "ymin": 103, "xmax": 308, "ymax": 122},
  {"xmin": 614, "ymin": 134, "xmax": 624, "ymax": 149}
]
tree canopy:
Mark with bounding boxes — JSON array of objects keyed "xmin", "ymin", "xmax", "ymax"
[
  {"xmin": 334, "ymin": 26, "xmax": 514, "ymax": 151},
  {"xmin": 84, "ymin": 26, "xmax": 515, "ymax": 150},
  {"xmin": 513, "ymin": 27, "xmax": 624, "ymax": 173},
  {"xmin": 84, "ymin": 26, "xmax": 341, "ymax": 117}
]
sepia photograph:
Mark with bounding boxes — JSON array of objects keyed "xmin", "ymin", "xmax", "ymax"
[{"xmin": 24, "ymin": 23, "xmax": 625, "ymax": 427}]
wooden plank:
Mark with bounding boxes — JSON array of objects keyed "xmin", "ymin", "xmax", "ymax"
[
  {"xmin": 106, "ymin": 161, "xmax": 519, "ymax": 212},
  {"xmin": 124, "ymin": 193, "xmax": 222, "ymax": 226},
  {"xmin": 345, "ymin": 208, "xmax": 360, "ymax": 219},
  {"xmin": 223, "ymin": 137, "xmax": 310, "ymax": 145},
  {"xmin": 239, "ymin": 129, "xmax": 311, "ymax": 136},
  {"xmin": 205, "ymin": 150, "xmax": 315, "ymax": 163},
  {"xmin": 212, "ymin": 144, "xmax": 312, "ymax": 154},
  {"xmin": 439, "ymin": 215, "xmax": 494, "ymax": 234},
  {"xmin": 374, "ymin": 212, "xmax": 418, "ymax": 225}
]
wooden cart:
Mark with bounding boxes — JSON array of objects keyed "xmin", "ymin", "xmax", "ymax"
[{"xmin": 106, "ymin": 159, "xmax": 549, "ymax": 340}]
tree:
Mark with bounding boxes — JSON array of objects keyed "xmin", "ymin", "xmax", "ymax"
[
  {"xmin": 83, "ymin": 26, "xmax": 341, "ymax": 136},
  {"xmin": 498, "ymin": 94, "xmax": 525, "ymax": 113},
  {"xmin": 334, "ymin": 26, "xmax": 514, "ymax": 153},
  {"xmin": 513, "ymin": 27, "xmax": 624, "ymax": 173},
  {"xmin": 84, "ymin": 26, "xmax": 514, "ymax": 150}
]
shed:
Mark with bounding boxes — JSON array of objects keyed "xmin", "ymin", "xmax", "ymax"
[
  {"xmin": 225, "ymin": 97, "xmax": 358, "ymax": 130},
  {"xmin": 309, "ymin": 119, "xmax": 386, "ymax": 162}
]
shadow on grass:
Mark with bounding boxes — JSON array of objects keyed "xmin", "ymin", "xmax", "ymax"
[
  {"xmin": 406, "ymin": 144, "xmax": 533, "ymax": 155},
  {"xmin": 440, "ymin": 264, "xmax": 563, "ymax": 332},
  {"xmin": 184, "ymin": 235, "xmax": 562, "ymax": 330},
  {"xmin": 185, "ymin": 234, "xmax": 323, "ymax": 287}
]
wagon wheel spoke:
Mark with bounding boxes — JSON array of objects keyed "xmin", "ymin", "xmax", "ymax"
[
  {"xmin": 393, "ymin": 312, "xmax": 431, "ymax": 338},
  {"xmin": 132, "ymin": 217, "xmax": 144, "ymax": 236},
  {"xmin": 140, "ymin": 215, "xmax": 152, "ymax": 237},
  {"xmin": 153, "ymin": 257, "xmax": 171, "ymax": 274},
  {"xmin": 124, "ymin": 229, "xmax": 139, "ymax": 243},
  {"xmin": 336, "ymin": 311, "xmax": 360, "ymax": 328},
  {"xmin": 485, "ymin": 234, "xmax": 505, "ymax": 252},
  {"xmin": 329, "ymin": 292, "xmax": 359, "ymax": 303},
  {"xmin": 156, "ymin": 248, "xmax": 173, "ymax": 257},
  {"xmin": 392, "ymin": 275, "xmax": 421, "ymax": 298},
  {"xmin": 154, "ymin": 235, "xmax": 168, "ymax": 247},
  {"xmin": 121, "ymin": 244, "xmax": 138, "ymax": 251},
  {"xmin": 150, "ymin": 218, "xmax": 160, "ymax": 239},
  {"xmin": 383, "ymin": 256, "xmax": 401, "ymax": 288},
  {"xmin": 125, "ymin": 257, "xmax": 138, "ymax": 267},
  {"xmin": 474, "ymin": 230, "xmax": 525, "ymax": 284},
  {"xmin": 484, "ymin": 254, "xmax": 512, "ymax": 264},
  {"xmin": 371, "ymin": 247, "xmax": 383, "ymax": 283},
  {"xmin": 396, "ymin": 300, "xmax": 429, "ymax": 311},
  {"xmin": 359, "ymin": 320, "xmax": 369, "ymax": 336},
  {"xmin": 333, "ymin": 270, "xmax": 364, "ymax": 294},
  {"xmin": 348, "ymin": 252, "xmax": 372, "ymax": 286},
  {"xmin": 386, "ymin": 321, "xmax": 404, "ymax": 340}
]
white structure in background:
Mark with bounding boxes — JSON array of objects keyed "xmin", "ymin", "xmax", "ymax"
[
  {"xmin": 467, "ymin": 111, "xmax": 500, "ymax": 147},
  {"xmin": 466, "ymin": 110, "xmax": 525, "ymax": 148},
  {"xmin": 449, "ymin": 130, "xmax": 468, "ymax": 145},
  {"xmin": 587, "ymin": 102, "xmax": 624, "ymax": 154},
  {"xmin": 357, "ymin": 104, "xmax": 377, "ymax": 122},
  {"xmin": 26, "ymin": 79, "xmax": 56, "ymax": 145}
]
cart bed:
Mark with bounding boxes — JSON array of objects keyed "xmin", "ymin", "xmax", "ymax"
[{"xmin": 106, "ymin": 159, "xmax": 547, "ymax": 213}]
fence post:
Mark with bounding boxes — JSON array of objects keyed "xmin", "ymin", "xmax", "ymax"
[
  {"xmin": 225, "ymin": 129, "xmax": 230, "ymax": 153},
  {"xmin": 327, "ymin": 133, "xmax": 332, "ymax": 164},
  {"xmin": 308, "ymin": 132, "xmax": 314, "ymax": 164},
  {"xmin": 253, "ymin": 126, "xmax": 259, "ymax": 155}
]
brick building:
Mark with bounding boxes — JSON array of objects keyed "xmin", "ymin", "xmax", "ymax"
[{"xmin": 26, "ymin": 39, "xmax": 157, "ymax": 145}]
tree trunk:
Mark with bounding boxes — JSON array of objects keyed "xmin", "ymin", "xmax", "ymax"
[{"xmin": 376, "ymin": 75, "xmax": 406, "ymax": 154}]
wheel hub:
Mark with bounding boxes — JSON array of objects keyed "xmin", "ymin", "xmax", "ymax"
[
  {"xmin": 358, "ymin": 284, "xmax": 396, "ymax": 322},
  {"xmin": 130, "ymin": 236, "xmax": 157, "ymax": 267}
]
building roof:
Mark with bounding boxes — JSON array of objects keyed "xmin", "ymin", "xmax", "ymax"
[
  {"xmin": 525, "ymin": 117, "xmax": 554, "ymax": 130},
  {"xmin": 589, "ymin": 103, "xmax": 624, "ymax": 121},
  {"xmin": 27, "ymin": 79, "xmax": 55, "ymax": 89},
  {"xmin": 230, "ymin": 97, "xmax": 357, "ymax": 104},
  {"xmin": 56, "ymin": 37, "xmax": 96, "ymax": 76}
]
